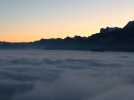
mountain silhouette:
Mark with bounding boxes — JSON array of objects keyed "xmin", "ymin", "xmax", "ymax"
[
  {"xmin": 124, "ymin": 21, "xmax": 134, "ymax": 31},
  {"xmin": 88, "ymin": 21, "xmax": 134, "ymax": 51},
  {"xmin": 0, "ymin": 20, "xmax": 134, "ymax": 51}
]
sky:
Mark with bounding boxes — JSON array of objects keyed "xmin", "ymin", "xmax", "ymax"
[{"xmin": 0, "ymin": 0, "xmax": 134, "ymax": 42}]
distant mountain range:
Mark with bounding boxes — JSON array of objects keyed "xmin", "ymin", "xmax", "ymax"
[{"xmin": 1, "ymin": 21, "xmax": 134, "ymax": 51}]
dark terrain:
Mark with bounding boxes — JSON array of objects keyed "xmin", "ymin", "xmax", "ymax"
[{"xmin": 1, "ymin": 21, "xmax": 134, "ymax": 51}]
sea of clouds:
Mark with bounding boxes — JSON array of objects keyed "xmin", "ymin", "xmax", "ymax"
[{"xmin": 0, "ymin": 50, "xmax": 134, "ymax": 100}]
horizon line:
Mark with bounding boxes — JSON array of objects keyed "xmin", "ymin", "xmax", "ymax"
[{"xmin": 0, "ymin": 20, "xmax": 131, "ymax": 43}]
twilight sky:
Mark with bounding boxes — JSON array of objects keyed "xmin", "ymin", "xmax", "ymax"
[{"xmin": 0, "ymin": 0, "xmax": 134, "ymax": 42}]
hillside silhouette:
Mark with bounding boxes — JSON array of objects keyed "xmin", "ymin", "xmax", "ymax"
[{"xmin": 0, "ymin": 21, "xmax": 134, "ymax": 51}]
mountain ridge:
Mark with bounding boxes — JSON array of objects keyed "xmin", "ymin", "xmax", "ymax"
[{"xmin": 0, "ymin": 20, "xmax": 134, "ymax": 51}]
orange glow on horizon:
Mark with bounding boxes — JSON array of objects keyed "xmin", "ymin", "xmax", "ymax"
[
  {"xmin": 0, "ymin": 17, "xmax": 133, "ymax": 42},
  {"xmin": 0, "ymin": 32, "xmax": 91, "ymax": 42}
]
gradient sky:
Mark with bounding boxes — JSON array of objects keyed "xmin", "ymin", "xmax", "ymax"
[{"xmin": 0, "ymin": 0, "xmax": 134, "ymax": 42}]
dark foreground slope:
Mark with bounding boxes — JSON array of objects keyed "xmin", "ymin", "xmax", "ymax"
[{"xmin": 0, "ymin": 21, "xmax": 134, "ymax": 51}]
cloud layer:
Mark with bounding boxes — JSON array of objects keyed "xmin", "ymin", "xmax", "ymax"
[{"xmin": 0, "ymin": 50, "xmax": 134, "ymax": 100}]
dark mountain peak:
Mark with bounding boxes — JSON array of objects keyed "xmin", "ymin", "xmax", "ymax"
[
  {"xmin": 123, "ymin": 21, "xmax": 134, "ymax": 30},
  {"xmin": 100, "ymin": 27, "xmax": 121, "ymax": 33}
]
